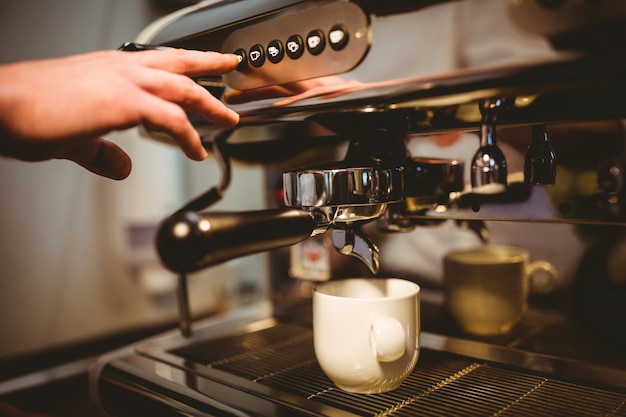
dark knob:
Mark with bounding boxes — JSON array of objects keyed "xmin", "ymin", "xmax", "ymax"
[{"xmin": 524, "ymin": 124, "xmax": 556, "ymax": 185}]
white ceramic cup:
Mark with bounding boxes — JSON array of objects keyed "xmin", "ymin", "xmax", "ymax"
[
  {"xmin": 313, "ymin": 278, "xmax": 420, "ymax": 394},
  {"xmin": 443, "ymin": 245, "xmax": 556, "ymax": 336}
]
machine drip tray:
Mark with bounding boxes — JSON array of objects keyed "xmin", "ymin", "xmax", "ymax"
[{"xmin": 166, "ymin": 322, "xmax": 626, "ymax": 416}]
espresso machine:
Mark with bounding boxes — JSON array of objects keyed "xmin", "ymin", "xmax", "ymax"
[{"xmin": 91, "ymin": 0, "xmax": 626, "ymax": 415}]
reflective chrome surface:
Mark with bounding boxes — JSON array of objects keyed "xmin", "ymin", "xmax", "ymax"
[
  {"xmin": 331, "ymin": 228, "xmax": 379, "ymax": 274},
  {"xmin": 471, "ymin": 124, "xmax": 508, "ymax": 193},
  {"xmin": 282, "ymin": 164, "xmax": 403, "ymax": 273},
  {"xmin": 283, "ymin": 165, "xmax": 403, "ymax": 218}
]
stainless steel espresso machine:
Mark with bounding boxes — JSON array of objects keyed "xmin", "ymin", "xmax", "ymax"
[{"xmin": 91, "ymin": 1, "xmax": 626, "ymax": 415}]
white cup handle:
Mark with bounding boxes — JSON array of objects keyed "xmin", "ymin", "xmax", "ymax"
[
  {"xmin": 370, "ymin": 317, "xmax": 406, "ymax": 362},
  {"xmin": 528, "ymin": 260, "xmax": 557, "ymax": 294}
]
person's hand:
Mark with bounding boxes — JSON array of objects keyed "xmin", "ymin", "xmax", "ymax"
[{"xmin": 0, "ymin": 49, "xmax": 241, "ymax": 180}]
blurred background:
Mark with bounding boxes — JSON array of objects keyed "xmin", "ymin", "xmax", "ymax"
[{"xmin": 0, "ymin": 0, "xmax": 267, "ymax": 363}]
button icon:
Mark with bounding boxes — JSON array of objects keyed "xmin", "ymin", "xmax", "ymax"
[
  {"xmin": 266, "ymin": 39, "xmax": 284, "ymax": 64},
  {"xmin": 329, "ymin": 25, "xmax": 349, "ymax": 51},
  {"xmin": 306, "ymin": 29, "xmax": 326, "ymax": 55},
  {"xmin": 233, "ymin": 48, "xmax": 247, "ymax": 71},
  {"xmin": 308, "ymin": 36, "xmax": 321, "ymax": 49},
  {"xmin": 268, "ymin": 46, "xmax": 279, "ymax": 57},
  {"xmin": 248, "ymin": 44, "xmax": 265, "ymax": 68},
  {"xmin": 287, "ymin": 41, "xmax": 299, "ymax": 53},
  {"xmin": 286, "ymin": 34, "xmax": 304, "ymax": 59},
  {"xmin": 329, "ymin": 30, "xmax": 344, "ymax": 45}
]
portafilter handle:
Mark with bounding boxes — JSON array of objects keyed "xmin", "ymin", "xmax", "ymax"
[{"xmin": 156, "ymin": 208, "xmax": 318, "ymax": 273}]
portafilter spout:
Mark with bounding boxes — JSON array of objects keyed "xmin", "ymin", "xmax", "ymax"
[{"xmin": 283, "ymin": 163, "xmax": 404, "ymax": 273}]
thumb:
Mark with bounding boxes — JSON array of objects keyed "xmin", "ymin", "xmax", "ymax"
[{"xmin": 60, "ymin": 137, "xmax": 132, "ymax": 180}]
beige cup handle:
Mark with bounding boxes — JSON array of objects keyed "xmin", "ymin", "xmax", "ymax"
[
  {"xmin": 370, "ymin": 317, "xmax": 406, "ymax": 362},
  {"xmin": 528, "ymin": 260, "xmax": 557, "ymax": 294}
]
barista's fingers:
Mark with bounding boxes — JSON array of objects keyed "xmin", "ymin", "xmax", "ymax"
[
  {"xmin": 141, "ymin": 70, "xmax": 239, "ymax": 127},
  {"xmin": 59, "ymin": 137, "xmax": 132, "ymax": 180},
  {"xmin": 134, "ymin": 49, "xmax": 241, "ymax": 77},
  {"xmin": 139, "ymin": 92, "xmax": 208, "ymax": 161}
]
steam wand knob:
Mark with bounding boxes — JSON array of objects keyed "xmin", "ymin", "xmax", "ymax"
[{"xmin": 524, "ymin": 124, "xmax": 556, "ymax": 185}]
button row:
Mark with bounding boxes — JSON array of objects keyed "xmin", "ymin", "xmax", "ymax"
[{"xmin": 234, "ymin": 24, "xmax": 349, "ymax": 71}]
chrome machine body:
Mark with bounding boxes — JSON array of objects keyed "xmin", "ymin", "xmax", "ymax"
[{"xmin": 91, "ymin": 1, "xmax": 626, "ymax": 416}]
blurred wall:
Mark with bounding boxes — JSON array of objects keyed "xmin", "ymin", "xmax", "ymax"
[{"xmin": 0, "ymin": 0, "xmax": 267, "ymax": 359}]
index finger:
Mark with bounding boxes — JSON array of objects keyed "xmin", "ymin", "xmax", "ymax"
[{"xmin": 130, "ymin": 48, "xmax": 241, "ymax": 77}]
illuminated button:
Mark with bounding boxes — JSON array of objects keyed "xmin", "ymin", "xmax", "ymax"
[
  {"xmin": 285, "ymin": 34, "xmax": 304, "ymax": 59},
  {"xmin": 306, "ymin": 29, "xmax": 326, "ymax": 55},
  {"xmin": 329, "ymin": 24, "xmax": 349, "ymax": 51},
  {"xmin": 248, "ymin": 44, "xmax": 265, "ymax": 68},
  {"xmin": 266, "ymin": 39, "xmax": 284, "ymax": 64},
  {"xmin": 233, "ymin": 48, "xmax": 247, "ymax": 71}
]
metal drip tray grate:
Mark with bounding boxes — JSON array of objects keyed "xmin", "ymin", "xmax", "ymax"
[{"xmin": 170, "ymin": 323, "xmax": 626, "ymax": 416}]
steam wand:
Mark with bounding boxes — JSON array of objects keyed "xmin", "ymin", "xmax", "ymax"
[
  {"xmin": 471, "ymin": 98, "xmax": 510, "ymax": 193},
  {"xmin": 156, "ymin": 130, "xmax": 323, "ymax": 336},
  {"xmin": 170, "ymin": 129, "xmax": 233, "ymax": 337},
  {"xmin": 176, "ymin": 273, "xmax": 192, "ymax": 337}
]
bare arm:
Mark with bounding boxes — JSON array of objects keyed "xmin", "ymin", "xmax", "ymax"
[{"xmin": 0, "ymin": 49, "xmax": 240, "ymax": 180}]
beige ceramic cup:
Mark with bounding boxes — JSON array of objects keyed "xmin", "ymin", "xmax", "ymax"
[
  {"xmin": 313, "ymin": 278, "xmax": 420, "ymax": 394},
  {"xmin": 443, "ymin": 245, "xmax": 556, "ymax": 336}
]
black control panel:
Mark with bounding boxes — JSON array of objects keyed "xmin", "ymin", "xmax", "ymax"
[{"xmin": 221, "ymin": 2, "xmax": 370, "ymax": 91}]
